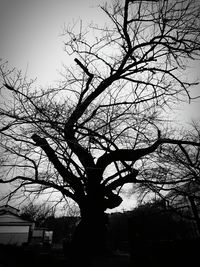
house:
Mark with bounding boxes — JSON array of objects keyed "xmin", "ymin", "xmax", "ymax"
[{"xmin": 0, "ymin": 205, "xmax": 35, "ymax": 246}]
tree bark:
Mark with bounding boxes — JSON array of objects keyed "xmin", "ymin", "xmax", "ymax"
[{"xmin": 69, "ymin": 196, "xmax": 109, "ymax": 266}]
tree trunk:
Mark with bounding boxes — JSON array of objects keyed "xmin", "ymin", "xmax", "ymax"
[
  {"xmin": 69, "ymin": 197, "xmax": 108, "ymax": 266},
  {"xmin": 188, "ymin": 196, "xmax": 200, "ymax": 237}
]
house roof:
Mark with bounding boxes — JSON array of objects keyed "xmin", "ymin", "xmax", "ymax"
[
  {"xmin": 0, "ymin": 205, "xmax": 34, "ymax": 226},
  {"xmin": 0, "ymin": 205, "xmax": 20, "ymax": 215}
]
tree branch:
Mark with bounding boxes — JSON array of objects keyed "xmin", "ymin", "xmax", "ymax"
[
  {"xmin": 105, "ymin": 169, "xmax": 139, "ymax": 191},
  {"xmin": 31, "ymin": 134, "xmax": 82, "ymax": 193},
  {"xmin": 74, "ymin": 58, "xmax": 93, "ymax": 78},
  {"xmin": 97, "ymin": 136, "xmax": 200, "ymax": 175},
  {"xmin": 97, "ymin": 139, "xmax": 161, "ymax": 175},
  {"xmin": 0, "ymin": 175, "xmax": 75, "ymax": 200}
]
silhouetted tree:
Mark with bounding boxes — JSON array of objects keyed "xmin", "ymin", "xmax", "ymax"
[
  {"xmin": 128, "ymin": 200, "xmax": 191, "ymax": 240},
  {"xmin": 136, "ymin": 121, "xmax": 200, "ymax": 231},
  {"xmin": 20, "ymin": 202, "xmax": 55, "ymax": 227},
  {"xmin": 128, "ymin": 200, "xmax": 199, "ymax": 266},
  {"xmin": 1, "ymin": 0, "xmax": 200, "ymax": 264},
  {"xmin": 157, "ymin": 122, "xmax": 200, "ymax": 234}
]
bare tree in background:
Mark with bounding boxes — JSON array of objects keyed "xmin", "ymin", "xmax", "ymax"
[
  {"xmin": 20, "ymin": 202, "xmax": 55, "ymax": 227},
  {"xmin": 1, "ymin": 0, "xmax": 200, "ymax": 263},
  {"xmin": 138, "ymin": 121, "xmax": 200, "ymax": 234}
]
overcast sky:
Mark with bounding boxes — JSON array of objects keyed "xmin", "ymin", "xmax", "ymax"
[
  {"xmin": 0, "ymin": 0, "xmax": 200, "ymax": 211},
  {"xmin": 0, "ymin": 0, "xmax": 199, "ymax": 123},
  {"xmin": 0, "ymin": 0, "xmax": 108, "ymax": 86}
]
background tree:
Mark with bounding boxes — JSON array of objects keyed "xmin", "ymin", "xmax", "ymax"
[
  {"xmin": 128, "ymin": 200, "xmax": 191, "ymax": 240},
  {"xmin": 1, "ymin": 0, "xmax": 200, "ymax": 263},
  {"xmin": 135, "ymin": 121, "xmax": 200, "ymax": 236},
  {"xmin": 20, "ymin": 202, "xmax": 55, "ymax": 227},
  {"xmin": 128, "ymin": 200, "xmax": 199, "ymax": 266}
]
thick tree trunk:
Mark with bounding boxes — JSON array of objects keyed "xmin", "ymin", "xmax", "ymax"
[{"xmin": 69, "ymin": 198, "xmax": 108, "ymax": 266}]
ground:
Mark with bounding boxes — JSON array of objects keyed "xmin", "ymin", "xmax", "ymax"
[
  {"xmin": 1, "ymin": 239, "xmax": 199, "ymax": 266},
  {"xmin": 0, "ymin": 244, "xmax": 131, "ymax": 267}
]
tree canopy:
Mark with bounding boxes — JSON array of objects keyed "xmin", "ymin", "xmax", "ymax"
[{"xmin": 0, "ymin": 0, "xmax": 200, "ymax": 215}]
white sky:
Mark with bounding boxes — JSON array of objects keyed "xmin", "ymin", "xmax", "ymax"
[
  {"xmin": 0, "ymin": 0, "xmax": 108, "ymax": 86},
  {"xmin": 0, "ymin": 0, "xmax": 199, "ymax": 121},
  {"xmin": 0, "ymin": 0, "xmax": 200, "ymax": 212}
]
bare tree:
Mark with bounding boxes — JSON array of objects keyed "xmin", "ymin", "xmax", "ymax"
[
  {"xmin": 20, "ymin": 202, "xmax": 55, "ymax": 226},
  {"xmin": 1, "ymin": 0, "xmax": 200, "ymax": 263},
  {"xmin": 140, "ymin": 121, "xmax": 200, "ymax": 235}
]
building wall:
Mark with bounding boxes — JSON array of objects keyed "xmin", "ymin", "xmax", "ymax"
[
  {"xmin": 0, "ymin": 225, "xmax": 29, "ymax": 233},
  {"xmin": 0, "ymin": 214, "xmax": 26, "ymax": 223},
  {"xmin": 0, "ymin": 208, "xmax": 33, "ymax": 246},
  {"xmin": 0, "ymin": 232, "xmax": 29, "ymax": 245},
  {"xmin": 0, "ymin": 225, "xmax": 30, "ymax": 245}
]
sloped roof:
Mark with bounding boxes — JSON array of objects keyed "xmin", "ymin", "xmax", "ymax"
[
  {"xmin": 0, "ymin": 205, "xmax": 20, "ymax": 216},
  {"xmin": 0, "ymin": 205, "xmax": 34, "ymax": 226}
]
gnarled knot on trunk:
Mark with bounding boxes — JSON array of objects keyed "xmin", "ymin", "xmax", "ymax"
[
  {"xmin": 31, "ymin": 133, "xmax": 46, "ymax": 146},
  {"xmin": 104, "ymin": 191, "xmax": 122, "ymax": 209}
]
